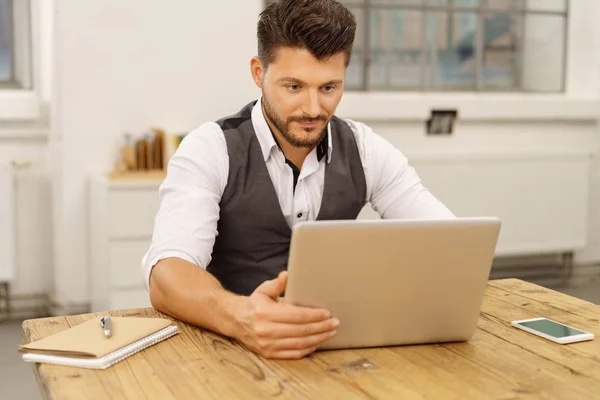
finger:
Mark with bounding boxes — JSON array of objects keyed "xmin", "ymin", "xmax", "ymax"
[
  {"xmin": 257, "ymin": 318, "xmax": 340, "ymax": 339},
  {"xmin": 268, "ymin": 345, "xmax": 320, "ymax": 360},
  {"xmin": 262, "ymin": 303, "xmax": 332, "ymax": 324},
  {"xmin": 253, "ymin": 271, "xmax": 287, "ymax": 299},
  {"xmin": 272, "ymin": 330, "xmax": 337, "ymax": 351}
]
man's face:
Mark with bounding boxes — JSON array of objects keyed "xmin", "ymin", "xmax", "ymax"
[{"xmin": 251, "ymin": 47, "xmax": 346, "ymax": 149}]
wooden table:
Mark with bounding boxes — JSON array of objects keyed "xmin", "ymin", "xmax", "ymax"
[{"xmin": 22, "ymin": 279, "xmax": 600, "ymax": 399}]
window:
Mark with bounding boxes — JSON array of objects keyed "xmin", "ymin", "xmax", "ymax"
[
  {"xmin": 0, "ymin": 0, "xmax": 14, "ymax": 86},
  {"xmin": 265, "ymin": 0, "xmax": 568, "ymax": 93},
  {"xmin": 0, "ymin": 0, "xmax": 31, "ymax": 90},
  {"xmin": 0, "ymin": 0, "xmax": 12, "ymax": 85},
  {"xmin": 343, "ymin": 0, "xmax": 568, "ymax": 92}
]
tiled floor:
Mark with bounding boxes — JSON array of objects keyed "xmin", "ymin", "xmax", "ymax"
[
  {"xmin": 1, "ymin": 320, "xmax": 42, "ymax": 400},
  {"xmin": 553, "ymin": 284, "xmax": 600, "ymax": 304},
  {"xmin": 2, "ymin": 282, "xmax": 599, "ymax": 399}
]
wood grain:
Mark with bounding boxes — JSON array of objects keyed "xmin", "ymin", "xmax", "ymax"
[{"xmin": 21, "ymin": 279, "xmax": 600, "ymax": 400}]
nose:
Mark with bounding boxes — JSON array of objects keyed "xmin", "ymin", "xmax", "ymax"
[{"xmin": 302, "ymin": 90, "xmax": 322, "ymax": 119}]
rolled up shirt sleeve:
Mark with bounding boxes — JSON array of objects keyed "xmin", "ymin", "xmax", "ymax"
[{"xmin": 142, "ymin": 122, "xmax": 228, "ymax": 290}]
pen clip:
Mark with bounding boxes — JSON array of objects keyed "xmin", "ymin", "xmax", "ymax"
[{"xmin": 100, "ymin": 316, "xmax": 112, "ymax": 338}]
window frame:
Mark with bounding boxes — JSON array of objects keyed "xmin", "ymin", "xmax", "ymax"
[
  {"xmin": 0, "ymin": 0, "xmax": 45, "ymax": 122},
  {"xmin": 0, "ymin": 0, "xmax": 33, "ymax": 90},
  {"xmin": 343, "ymin": 0, "xmax": 569, "ymax": 93},
  {"xmin": 0, "ymin": 0, "xmax": 15, "ymax": 86}
]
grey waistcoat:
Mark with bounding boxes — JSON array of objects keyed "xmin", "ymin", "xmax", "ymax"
[{"xmin": 206, "ymin": 101, "xmax": 367, "ymax": 295}]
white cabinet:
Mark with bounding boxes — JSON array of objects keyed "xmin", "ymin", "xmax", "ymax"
[{"xmin": 89, "ymin": 174, "xmax": 162, "ymax": 312}]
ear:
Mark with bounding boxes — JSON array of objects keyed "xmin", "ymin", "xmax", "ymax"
[{"xmin": 250, "ymin": 56, "xmax": 265, "ymax": 89}]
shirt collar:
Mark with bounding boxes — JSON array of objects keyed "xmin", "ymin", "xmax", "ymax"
[{"xmin": 251, "ymin": 97, "xmax": 333, "ymax": 163}]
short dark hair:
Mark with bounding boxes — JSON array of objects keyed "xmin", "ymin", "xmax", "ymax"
[{"xmin": 257, "ymin": 0, "xmax": 357, "ymax": 68}]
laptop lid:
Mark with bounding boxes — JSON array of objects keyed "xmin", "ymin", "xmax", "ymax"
[{"xmin": 284, "ymin": 217, "xmax": 501, "ymax": 350}]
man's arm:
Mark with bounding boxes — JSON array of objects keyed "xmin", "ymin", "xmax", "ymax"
[
  {"xmin": 149, "ymin": 257, "xmax": 243, "ymax": 338},
  {"xmin": 144, "ymin": 123, "xmax": 338, "ymax": 359},
  {"xmin": 350, "ymin": 120, "xmax": 456, "ymax": 219},
  {"xmin": 149, "ymin": 259, "xmax": 338, "ymax": 359},
  {"xmin": 144, "ymin": 122, "xmax": 227, "ymax": 288}
]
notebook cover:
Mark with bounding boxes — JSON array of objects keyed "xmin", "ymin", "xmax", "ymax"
[
  {"xmin": 19, "ymin": 317, "xmax": 175, "ymax": 358},
  {"xmin": 21, "ymin": 326, "xmax": 179, "ymax": 369}
]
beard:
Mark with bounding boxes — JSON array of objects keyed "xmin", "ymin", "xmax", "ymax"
[{"xmin": 262, "ymin": 93, "xmax": 328, "ymax": 149}]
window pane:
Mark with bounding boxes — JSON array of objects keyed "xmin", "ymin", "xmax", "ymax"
[
  {"xmin": 369, "ymin": 9, "xmax": 424, "ymax": 90},
  {"xmin": 337, "ymin": 0, "xmax": 364, "ymax": 4},
  {"xmin": 346, "ymin": 7, "xmax": 364, "ymax": 89},
  {"xmin": 486, "ymin": 0, "xmax": 567, "ymax": 12},
  {"xmin": 448, "ymin": 0, "xmax": 478, "ymax": 7},
  {"xmin": 485, "ymin": 0, "xmax": 524, "ymax": 10},
  {"xmin": 427, "ymin": 0, "xmax": 454, "ymax": 5},
  {"xmin": 337, "ymin": 0, "xmax": 365, "ymax": 7},
  {"xmin": 0, "ymin": 0, "xmax": 12, "ymax": 82},
  {"xmin": 425, "ymin": 12, "xmax": 477, "ymax": 90},
  {"xmin": 373, "ymin": 0, "xmax": 423, "ymax": 5},
  {"xmin": 480, "ymin": 12, "xmax": 521, "ymax": 90},
  {"xmin": 524, "ymin": 0, "xmax": 566, "ymax": 13},
  {"xmin": 520, "ymin": 13, "xmax": 565, "ymax": 92}
]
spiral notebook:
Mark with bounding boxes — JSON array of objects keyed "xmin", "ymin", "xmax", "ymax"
[{"xmin": 19, "ymin": 316, "xmax": 179, "ymax": 369}]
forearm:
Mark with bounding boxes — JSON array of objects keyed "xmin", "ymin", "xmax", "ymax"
[{"xmin": 148, "ymin": 257, "xmax": 246, "ymax": 338}]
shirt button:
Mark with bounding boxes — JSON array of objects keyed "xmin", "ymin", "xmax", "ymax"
[{"xmin": 297, "ymin": 213, "xmax": 303, "ymax": 218}]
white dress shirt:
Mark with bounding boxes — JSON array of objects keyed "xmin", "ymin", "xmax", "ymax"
[{"xmin": 143, "ymin": 98, "xmax": 455, "ymax": 288}]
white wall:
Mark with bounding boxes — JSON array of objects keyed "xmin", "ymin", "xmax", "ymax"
[
  {"xmin": 50, "ymin": 0, "xmax": 261, "ymax": 307},
  {"xmin": 38, "ymin": 0, "xmax": 53, "ymax": 104},
  {"xmin": 345, "ymin": 119, "xmax": 598, "ymax": 262},
  {"xmin": 522, "ymin": 0, "xmax": 566, "ymax": 92},
  {"xmin": 1, "ymin": 0, "xmax": 600, "ymax": 312}
]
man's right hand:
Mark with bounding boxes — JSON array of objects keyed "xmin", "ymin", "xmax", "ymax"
[{"xmin": 232, "ymin": 271, "xmax": 339, "ymax": 359}]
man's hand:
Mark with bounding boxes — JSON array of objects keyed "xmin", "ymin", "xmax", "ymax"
[{"xmin": 232, "ymin": 271, "xmax": 339, "ymax": 359}]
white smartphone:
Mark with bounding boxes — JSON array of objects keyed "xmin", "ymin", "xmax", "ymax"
[{"xmin": 511, "ymin": 317, "xmax": 594, "ymax": 344}]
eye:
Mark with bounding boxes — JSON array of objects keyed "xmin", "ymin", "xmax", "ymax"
[
  {"xmin": 322, "ymin": 85, "xmax": 336, "ymax": 93},
  {"xmin": 288, "ymin": 84, "xmax": 301, "ymax": 91}
]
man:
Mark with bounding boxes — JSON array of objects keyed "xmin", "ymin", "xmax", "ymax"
[{"xmin": 144, "ymin": 0, "xmax": 454, "ymax": 360}]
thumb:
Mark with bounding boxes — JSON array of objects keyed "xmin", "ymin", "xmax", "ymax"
[{"xmin": 254, "ymin": 271, "xmax": 288, "ymax": 299}]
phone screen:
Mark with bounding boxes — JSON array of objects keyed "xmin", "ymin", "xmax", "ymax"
[{"xmin": 516, "ymin": 319, "xmax": 586, "ymax": 338}]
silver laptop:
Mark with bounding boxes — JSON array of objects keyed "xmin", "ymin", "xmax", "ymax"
[{"xmin": 284, "ymin": 217, "xmax": 501, "ymax": 350}]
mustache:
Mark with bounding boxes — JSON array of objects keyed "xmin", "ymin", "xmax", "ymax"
[{"xmin": 288, "ymin": 115, "xmax": 328, "ymax": 123}]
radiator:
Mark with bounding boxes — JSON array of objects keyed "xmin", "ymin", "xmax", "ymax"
[
  {"xmin": 359, "ymin": 149, "xmax": 593, "ymax": 257},
  {"xmin": 0, "ymin": 162, "xmax": 15, "ymax": 283}
]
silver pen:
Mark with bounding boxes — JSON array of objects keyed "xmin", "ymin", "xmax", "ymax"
[{"xmin": 100, "ymin": 316, "xmax": 112, "ymax": 338}]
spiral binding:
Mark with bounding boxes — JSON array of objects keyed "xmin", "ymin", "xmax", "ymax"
[{"xmin": 98, "ymin": 325, "xmax": 179, "ymax": 369}]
